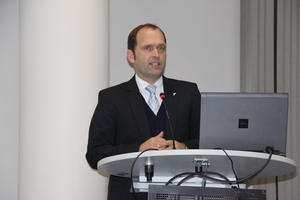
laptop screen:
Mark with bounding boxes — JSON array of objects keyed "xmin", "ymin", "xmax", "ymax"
[{"xmin": 199, "ymin": 93, "xmax": 288, "ymax": 156}]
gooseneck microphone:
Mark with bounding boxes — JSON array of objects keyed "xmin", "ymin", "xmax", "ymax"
[{"xmin": 160, "ymin": 93, "xmax": 176, "ymax": 150}]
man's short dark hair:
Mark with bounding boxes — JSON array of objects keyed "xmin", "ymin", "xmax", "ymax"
[{"xmin": 127, "ymin": 23, "xmax": 167, "ymax": 54}]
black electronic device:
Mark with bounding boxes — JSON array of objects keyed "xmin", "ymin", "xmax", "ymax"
[{"xmin": 148, "ymin": 185, "xmax": 266, "ymax": 200}]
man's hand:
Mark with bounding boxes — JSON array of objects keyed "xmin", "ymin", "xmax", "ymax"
[
  {"xmin": 159, "ymin": 140, "xmax": 188, "ymax": 150},
  {"xmin": 139, "ymin": 132, "xmax": 167, "ymax": 151},
  {"xmin": 139, "ymin": 132, "xmax": 188, "ymax": 151}
]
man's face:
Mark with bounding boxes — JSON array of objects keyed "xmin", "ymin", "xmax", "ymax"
[{"xmin": 127, "ymin": 27, "xmax": 166, "ymax": 84}]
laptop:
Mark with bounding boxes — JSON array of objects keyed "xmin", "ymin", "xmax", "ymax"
[{"xmin": 199, "ymin": 92, "xmax": 288, "ymax": 156}]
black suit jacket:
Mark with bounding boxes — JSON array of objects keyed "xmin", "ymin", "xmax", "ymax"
[{"xmin": 86, "ymin": 76, "xmax": 200, "ymax": 199}]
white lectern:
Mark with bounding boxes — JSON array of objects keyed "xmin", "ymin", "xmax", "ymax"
[
  {"xmin": 98, "ymin": 149, "xmax": 296, "ymax": 193},
  {"xmin": 98, "ymin": 149, "xmax": 295, "ymax": 177}
]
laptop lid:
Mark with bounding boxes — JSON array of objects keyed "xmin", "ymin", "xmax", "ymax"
[{"xmin": 199, "ymin": 93, "xmax": 288, "ymax": 156}]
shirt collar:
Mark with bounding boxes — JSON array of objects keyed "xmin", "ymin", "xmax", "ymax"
[{"xmin": 135, "ymin": 74, "xmax": 163, "ymax": 93}]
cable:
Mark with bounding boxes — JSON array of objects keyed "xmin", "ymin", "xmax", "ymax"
[
  {"xmin": 130, "ymin": 147, "xmax": 273, "ymax": 200},
  {"xmin": 221, "ymin": 149, "xmax": 240, "ymax": 188},
  {"xmin": 130, "ymin": 148, "xmax": 158, "ymax": 200},
  {"xmin": 211, "ymin": 147, "xmax": 274, "ymax": 184},
  {"xmin": 177, "ymin": 172, "xmax": 231, "ymax": 186},
  {"xmin": 166, "ymin": 148, "xmax": 274, "ymax": 186},
  {"xmin": 232, "ymin": 148, "xmax": 274, "ymax": 184},
  {"xmin": 166, "ymin": 171, "xmax": 231, "ymax": 186}
]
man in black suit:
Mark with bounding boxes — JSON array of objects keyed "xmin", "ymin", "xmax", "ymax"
[{"xmin": 86, "ymin": 23, "xmax": 200, "ymax": 200}]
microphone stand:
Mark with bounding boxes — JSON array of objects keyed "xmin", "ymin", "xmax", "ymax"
[{"xmin": 160, "ymin": 93, "xmax": 176, "ymax": 150}]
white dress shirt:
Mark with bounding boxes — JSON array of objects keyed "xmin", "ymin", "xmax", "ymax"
[{"xmin": 135, "ymin": 74, "xmax": 164, "ymax": 112}]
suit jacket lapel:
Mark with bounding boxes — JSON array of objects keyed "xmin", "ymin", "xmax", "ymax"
[
  {"xmin": 163, "ymin": 77, "xmax": 178, "ymax": 140},
  {"xmin": 126, "ymin": 76, "xmax": 152, "ymax": 141}
]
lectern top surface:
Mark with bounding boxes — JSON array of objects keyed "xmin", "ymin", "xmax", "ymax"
[{"xmin": 97, "ymin": 149, "xmax": 296, "ymax": 179}]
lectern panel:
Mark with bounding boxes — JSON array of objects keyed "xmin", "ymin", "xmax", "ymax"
[{"xmin": 148, "ymin": 185, "xmax": 266, "ymax": 200}]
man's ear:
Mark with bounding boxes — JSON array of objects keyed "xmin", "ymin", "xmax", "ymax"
[{"xmin": 127, "ymin": 49, "xmax": 135, "ymax": 64}]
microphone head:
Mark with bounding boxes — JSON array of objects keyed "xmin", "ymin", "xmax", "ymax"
[{"xmin": 160, "ymin": 93, "xmax": 166, "ymax": 99}]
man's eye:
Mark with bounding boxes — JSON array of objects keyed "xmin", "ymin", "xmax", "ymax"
[
  {"xmin": 144, "ymin": 46, "xmax": 152, "ymax": 50},
  {"xmin": 158, "ymin": 46, "xmax": 165, "ymax": 50}
]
